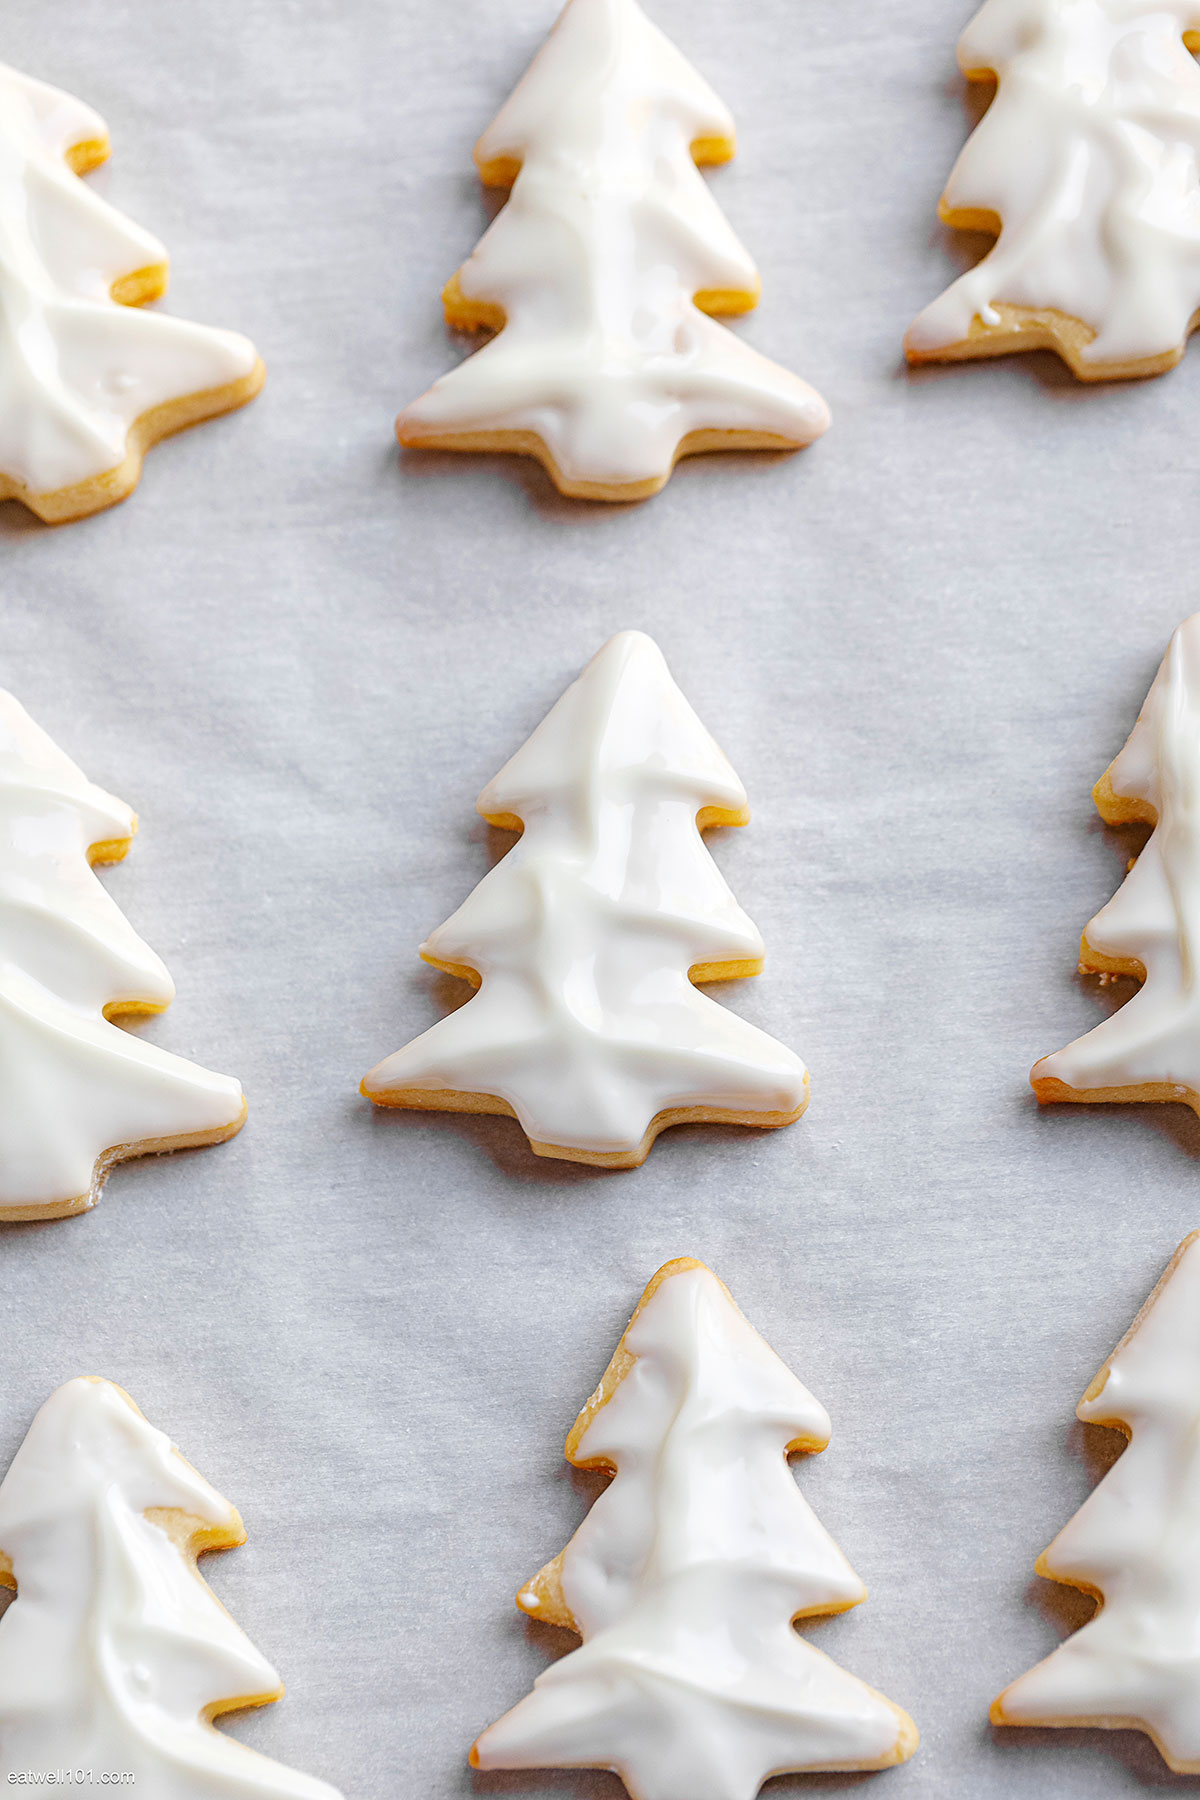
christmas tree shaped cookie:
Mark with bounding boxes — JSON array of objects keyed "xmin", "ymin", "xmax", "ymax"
[
  {"xmin": 361, "ymin": 632, "xmax": 808, "ymax": 1166},
  {"xmin": 0, "ymin": 690, "xmax": 245, "ymax": 1220},
  {"xmin": 905, "ymin": 1, "xmax": 1200, "ymax": 379},
  {"xmin": 993, "ymin": 1232, "xmax": 1200, "ymax": 1770},
  {"xmin": 396, "ymin": 0, "xmax": 829, "ymax": 500},
  {"xmin": 473, "ymin": 1260, "xmax": 919, "ymax": 1796},
  {"xmin": 1032, "ymin": 614, "xmax": 1200, "ymax": 1118},
  {"xmin": 0, "ymin": 61, "xmax": 264, "ymax": 522},
  {"xmin": 0, "ymin": 1377, "xmax": 342, "ymax": 1796}
]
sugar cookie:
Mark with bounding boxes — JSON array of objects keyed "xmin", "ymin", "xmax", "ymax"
[
  {"xmin": 0, "ymin": 61, "xmax": 264, "ymax": 522},
  {"xmin": 905, "ymin": 1, "xmax": 1200, "ymax": 380},
  {"xmin": 0, "ymin": 690, "xmax": 245, "ymax": 1220},
  {"xmin": 396, "ymin": 0, "xmax": 829, "ymax": 500},
  {"xmin": 0, "ymin": 1377, "xmax": 342, "ymax": 1796},
  {"xmin": 361, "ymin": 632, "xmax": 808, "ymax": 1167},
  {"xmin": 473, "ymin": 1259, "xmax": 919, "ymax": 1796},
  {"xmin": 1032, "ymin": 614, "xmax": 1200, "ymax": 1118},
  {"xmin": 992, "ymin": 1232, "xmax": 1200, "ymax": 1771}
]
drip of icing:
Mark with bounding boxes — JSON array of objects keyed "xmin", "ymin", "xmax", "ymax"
[
  {"xmin": 1032, "ymin": 613, "xmax": 1200, "ymax": 1102},
  {"xmin": 0, "ymin": 61, "xmax": 259, "ymax": 498},
  {"xmin": 361, "ymin": 632, "xmax": 808, "ymax": 1162},
  {"xmin": 905, "ymin": 0, "xmax": 1200, "ymax": 367},
  {"xmin": 0, "ymin": 690, "xmax": 244, "ymax": 1215},
  {"xmin": 0, "ymin": 1378, "xmax": 343, "ymax": 1797},
  {"xmin": 472, "ymin": 1262, "xmax": 918, "ymax": 1798},
  {"xmin": 396, "ymin": 0, "xmax": 829, "ymax": 494},
  {"xmin": 993, "ymin": 1231, "xmax": 1200, "ymax": 1771}
]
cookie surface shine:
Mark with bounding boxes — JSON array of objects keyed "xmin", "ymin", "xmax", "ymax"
[
  {"xmin": 0, "ymin": 690, "xmax": 245, "ymax": 1220},
  {"xmin": 0, "ymin": 61, "xmax": 263, "ymax": 522},
  {"xmin": 361, "ymin": 631, "xmax": 808, "ymax": 1166},
  {"xmin": 1032, "ymin": 613, "xmax": 1200, "ymax": 1117},
  {"xmin": 472, "ymin": 1259, "xmax": 918, "ymax": 1798},
  {"xmin": 992, "ymin": 1232, "xmax": 1200, "ymax": 1772},
  {"xmin": 0, "ymin": 1378, "xmax": 342, "ymax": 1797},
  {"xmin": 396, "ymin": 0, "xmax": 829, "ymax": 499},
  {"xmin": 906, "ymin": 0, "xmax": 1200, "ymax": 380}
]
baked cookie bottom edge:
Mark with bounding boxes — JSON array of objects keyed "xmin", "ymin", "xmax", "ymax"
[
  {"xmin": 361, "ymin": 1077, "xmax": 810, "ymax": 1168},
  {"xmin": 0, "ymin": 1094, "xmax": 248, "ymax": 1222},
  {"xmin": 4, "ymin": 358, "xmax": 266, "ymax": 524}
]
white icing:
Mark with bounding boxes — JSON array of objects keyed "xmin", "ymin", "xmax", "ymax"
[
  {"xmin": 1033, "ymin": 612, "xmax": 1200, "ymax": 1100},
  {"xmin": 0, "ymin": 61, "xmax": 259, "ymax": 498},
  {"xmin": 993, "ymin": 1231, "xmax": 1200, "ymax": 1771},
  {"xmin": 473, "ymin": 1263, "xmax": 917, "ymax": 1797},
  {"xmin": 905, "ymin": 0, "xmax": 1200, "ymax": 368},
  {"xmin": 0, "ymin": 689, "xmax": 244, "ymax": 1216},
  {"xmin": 0, "ymin": 1378, "xmax": 342, "ymax": 1797},
  {"xmin": 396, "ymin": 0, "xmax": 829, "ymax": 491},
  {"xmin": 362, "ymin": 632, "xmax": 808, "ymax": 1160}
]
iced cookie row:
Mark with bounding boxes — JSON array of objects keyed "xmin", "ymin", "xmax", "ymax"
[
  {"xmin": 8, "ymin": 0, "xmax": 1200, "ymax": 519},
  {"xmin": 4, "ymin": 1239, "xmax": 1199, "ymax": 1793},
  {"xmin": 5, "ymin": 616, "xmax": 1200, "ymax": 1219}
]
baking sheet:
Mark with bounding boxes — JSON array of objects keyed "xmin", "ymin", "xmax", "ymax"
[{"xmin": 3, "ymin": 0, "xmax": 1200, "ymax": 1793}]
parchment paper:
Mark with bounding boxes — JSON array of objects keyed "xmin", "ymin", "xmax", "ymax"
[{"xmin": 2, "ymin": 1, "xmax": 1199, "ymax": 1794}]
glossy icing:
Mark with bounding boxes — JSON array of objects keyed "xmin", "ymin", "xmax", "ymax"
[
  {"xmin": 0, "ymin": 1378, "xmax": 342, "ymax": 1797},
  {"xmin": 361, "ymin": 632, "xmax": 808, "ymax": 1164},
  {"xmin": 0, "ymin": 60, "xmax": 260, "ymax": 502},
  {"xmin": 472, "ymin": 1261, "xmax": 918, "ymax": 1797},
  {"xmin": 396, "ymin": 0, "xmax": 829, "ymax": 495},
  {"xmin": 0, "ymin": 689, "xmax": 244, "ymax": 1218},
  {"xmin": 906, "ymin": 0, "xmax": 1200, "ymax": 372},
  {"xmin": 993, "ymin": 1231, "xmax": 1200, "ymax": 1770},
  {"xmin": 1032, "ymin": 613, "xmax": 1200, "ymax": 1106}
]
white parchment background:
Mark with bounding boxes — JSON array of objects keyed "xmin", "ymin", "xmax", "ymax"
[{"xmin": 2, "ymin": 1, "xmax": 1198, "ymax": 1794}]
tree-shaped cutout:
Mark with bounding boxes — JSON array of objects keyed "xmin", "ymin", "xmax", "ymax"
[
  {"xmin": 396, "ymin": 0, "xmax": 829, "ymax": 500},
  {"xmin": 993, "ymin": 1231, "xmax": 1200, "ymax": 1770},
  {"xmin": 361, "ymin": 631, "xmax": 808, "ymax": 1167},
  {"xmin": 473, "ymin": 1260, "xmax": 919, "ymax": 1798},
  {"xmin": 0, "ymin": 60, "xmax": 264, "ymax": 522},
  {"xmin": 1032, "ymin": 613, "xmax": 1200, "ymax": 1117},
  {"xmin": 0, "ymin": 1378, "xmax": 342, "ymax": 1796},
  {"xmin": 905, "ymin": 0, "xmax": 1200, "ymax": 379},
  {"xmin": 0, "ymin": 689, "xmax": 245, "ymax": 1220}
]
